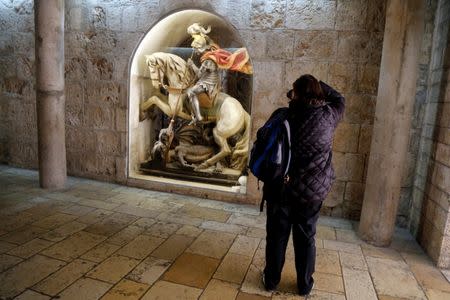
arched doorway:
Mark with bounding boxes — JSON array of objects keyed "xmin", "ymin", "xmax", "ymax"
[{"xmin": 128, "ymin": 9, "xmax": 253, "ymax": 194}]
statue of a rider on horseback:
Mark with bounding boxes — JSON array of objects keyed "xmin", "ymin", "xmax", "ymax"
[{"xmin": 139, "ymin": 23, "xmax": 252, "ymax": 175}]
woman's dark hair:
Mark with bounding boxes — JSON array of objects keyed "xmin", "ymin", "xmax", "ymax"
[{"xmin": 290, "ymin": 74, "xmax": 325, "ymax": 106}]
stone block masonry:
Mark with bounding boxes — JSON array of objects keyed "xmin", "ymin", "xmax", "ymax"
[
  {"xmin": 408, "ymin": 0, "xmax": 450, "ymax": 268},
  {"xmin": 0, "ymin": 0, "xmax": 36, "ymax": 169},
  {"xmin": 358, "ymin": 0, "xmax": 425, "ymax": 246}
]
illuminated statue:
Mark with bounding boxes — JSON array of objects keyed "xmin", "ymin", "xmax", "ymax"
[
  {"xmin": 140, "ymin": 24, "xmax": 252, "ymax": 172},
  {"xmin": 142, "ymin": 52, "xmax": 250, "ymax": 171}
]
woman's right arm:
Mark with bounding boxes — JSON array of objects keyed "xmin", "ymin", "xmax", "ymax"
[{"xmin": 320, "ymin": 81, "xmax": 345, "ymax": 122}]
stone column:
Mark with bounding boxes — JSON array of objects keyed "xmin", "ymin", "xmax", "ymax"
[
  {"xmin": 35, "ymin": 0, "xmax": 66, "ymax": 188},
  {"xmin": 358, "ymin": 0, "xmax": 425, "ymax": 246}
]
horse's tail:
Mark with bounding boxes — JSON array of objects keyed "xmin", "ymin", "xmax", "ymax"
[{"xmin": 231, "ymin": 112, "xmax": 251, "ymax": 170}]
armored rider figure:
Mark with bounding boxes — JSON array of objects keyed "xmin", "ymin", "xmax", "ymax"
[
  {"xmin": 186, "ymin": 23, "xmax": 220, "ymax": 124},
  {"xmin": 186, "ymin": 23, "xmax": 253, "ymax": 125}
]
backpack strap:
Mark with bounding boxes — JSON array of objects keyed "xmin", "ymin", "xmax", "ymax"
[
  {"xmin": 259, "ymin": 196, "xmax": 265, "ymax": 212},
  {"xmin": 283, "ymin": 119, "xmax": 291, "ymax": 177}
]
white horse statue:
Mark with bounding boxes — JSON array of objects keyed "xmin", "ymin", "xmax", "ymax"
[{"xmin": 140, "ymin": 52, "xmax": 251, "ymax": 171}]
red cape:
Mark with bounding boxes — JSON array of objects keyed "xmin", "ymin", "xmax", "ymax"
[{"xmin": 201, "ymin": 48, "xmax": 253, "ymax": 74}]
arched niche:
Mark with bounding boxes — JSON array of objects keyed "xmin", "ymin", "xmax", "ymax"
[{"xmin": 128, "ymin": 9, "xmax": 253, "ymax": 194}]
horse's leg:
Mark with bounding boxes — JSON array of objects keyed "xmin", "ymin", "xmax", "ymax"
[
  {"xmin": 197, "ymin": 97, "xmax": 246, "ymax": 169},
  {"xmin": 230, "ymin": 121, "xmax": 250, "ymax": 170},
  {"xmin": 140, "ymin": 95, "xmax": 191, "ymax": 121},
  {"xmin": 168, "ymin": 93, "xmax": 191, "ymax": 120},
  {"xmin": 231, "ymin": 113, "xmax": 250, "ymax": 156},
  {"xmin": 196, "ymin": 128, "xmax": 231, "ymax": 169},
  {"xmin": 140, "ymin": 96, "xmax": 170, "ymax": 120}
]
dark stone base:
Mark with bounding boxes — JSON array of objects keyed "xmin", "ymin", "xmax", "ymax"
[{"xmin": 139, "ymin": 160, "xmax": 241, "ymax": 187}]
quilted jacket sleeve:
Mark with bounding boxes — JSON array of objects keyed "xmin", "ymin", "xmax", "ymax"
[{"xmin": 320, "ymin": 81, "xmax": 345, "ymax": 124}]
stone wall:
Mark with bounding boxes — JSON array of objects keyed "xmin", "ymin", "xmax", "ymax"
[
  {"xmin": 410, "ymin": 0, "xmax": 450, "ymax": 268},
  {"xmin": 397, "ymin": 0, "xmax": 439, "ymax": 228},
  {"xmin": 0, "ymin": 1, "xmax": 386, "ymax": 218},
  {"xmin": 408, "ymin": 0, "xmax": 441, "ymax": 233},
  {"xmin": 0, "ymin": 1, "xmax": 36, "ymax": 168}
]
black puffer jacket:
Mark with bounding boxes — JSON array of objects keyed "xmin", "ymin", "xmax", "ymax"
[{"xmin": 264, "ymin": 81, "xmax": 345, "ymax": 204}]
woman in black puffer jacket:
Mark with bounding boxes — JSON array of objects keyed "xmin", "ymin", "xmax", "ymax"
[{"xmin": 262, "ymin": 74, "xmax": 345, "ymax": 296}]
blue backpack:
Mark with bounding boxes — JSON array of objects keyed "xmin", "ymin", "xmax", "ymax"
[{"xmin": 249, "ymin": 107, "xmax": 291, "ymax": 185}]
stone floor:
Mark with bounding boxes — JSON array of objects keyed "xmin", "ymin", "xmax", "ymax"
[{"xmin": 0, "ymin": 166, "xmax": 450, "ymax": 300}]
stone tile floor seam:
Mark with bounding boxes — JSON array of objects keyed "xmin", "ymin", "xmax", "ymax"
[
  {"xmin": 49, "ymin": 257, "xmax": 148, "ymax": 299},
  {"xmin": 1, "ymin": 166, "xmax": 450, "ymax": 299},
  {"xmin": 399, "ymin": 254, "xmax": 431, "ymax": 300},
  {"xmin": 337, "ymin": 250, "xmax": 348, "ymax": 298},
  {"xmin": 359, "ymin": 248, "xmax": 382, "ymax": 300}
]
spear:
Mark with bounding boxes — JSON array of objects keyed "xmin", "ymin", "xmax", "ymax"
[{"xmin": 163, "ymin": 50, "xmax": 195, "ymax": 166}]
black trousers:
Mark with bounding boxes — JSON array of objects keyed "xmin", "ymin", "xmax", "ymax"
[{"xmin": 264, "ymin": 194, "xmax": 322, "ymax": 294}]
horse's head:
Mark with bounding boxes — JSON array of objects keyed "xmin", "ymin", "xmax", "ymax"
[
  {"xmin": 145, "ymin": 52, "xmax": 194, "ymax": 90},
  {"xmin": 145, "ymin": 54, "xmax": 165, "ymax": 90}
]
